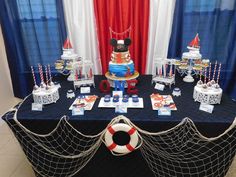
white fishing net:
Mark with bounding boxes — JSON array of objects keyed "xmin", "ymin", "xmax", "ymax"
[{"xmin": 3, "ymin": 105, "xmax": 236, "ymax": 177}]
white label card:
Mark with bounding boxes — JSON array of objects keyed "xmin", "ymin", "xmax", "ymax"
[
  {"xmin": 199, "ymin": 103, "xmax": 214, "ymax": 113},
  {"xmin": 155, "ymin": 83, "xmax": 165, "ymax": 91},
  {"xmin": 80, "ymin": 87, "xmax": 91, "ymax": 94},
  {"xmin": 112, "ymin": 91, "xmax": 123, "ymax": 98},
  {"xmin": 72, "ymin": 107, "xmax": 84, "ymax": 116},
  {"xmin": 115, "ymin": 105, "xmax": 127, "ymax": 113},
  {"xmin": 158, "ymin": 107, "xmax": 171, "ymax": 116},
  {"xmin": 31, "ymin": 103, "xmax": 43, "ymax": 111}
]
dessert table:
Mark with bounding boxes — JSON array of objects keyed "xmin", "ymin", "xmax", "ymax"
[{"xmin": 2, "ymin": 74, "xmax": 236, "ymax": 177}]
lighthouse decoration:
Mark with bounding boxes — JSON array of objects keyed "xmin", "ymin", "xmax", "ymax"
[
  {"xmin": 31, "ymin": 64, "xmax": 60, "ymax": 105},
  {"xmin": 193, "ymin": 61, "xmax": 222, "ymax": 104},
  {"xmin": 176, "ymin": 34, "xmax": 209, "ymax": 83}
]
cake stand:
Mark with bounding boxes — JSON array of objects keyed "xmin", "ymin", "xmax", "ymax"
[
  {"xmin": 105, "ymin": 71, "xmax": 139, "ymax": 88},
  {"xmin": 193, "ymin": 85, "xmax": 222, "ymax": 104}
]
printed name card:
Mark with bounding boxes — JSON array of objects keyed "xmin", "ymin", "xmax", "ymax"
[
  {"xmin": 115, "ymin": 105, "xmax": 127, "ymax": 113},
  {"xmin": 112, "ymin": 90, "xmax": 123, "ymax": 98},
  {"xmin": 31, "ymin": 103, "xmax": 43, "ymax": 111},
  {"xmin": 72, "ymin": 107, "xmax": 84, "ymax": 116},
  {"xmin": 199, "ymin": 103, "xmax": 214, "ymax": 113},
  {"xmin": 80, "ymin": 87, "xmax": 91, "ymax": 94},
  {"xmin": 155, "ymin": 83, "xmax": 165, "ymax": 91},
  {"xmin": 158, "ymin": 107, "xmax": 171, "ymax": 116}
]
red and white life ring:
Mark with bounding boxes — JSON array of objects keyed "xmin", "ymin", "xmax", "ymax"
[{"xmin": 104, "ymin": 123, "xmax": 139, "ymax": 154}]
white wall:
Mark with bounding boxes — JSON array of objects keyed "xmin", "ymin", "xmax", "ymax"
[{"xmin": 0, "ymin": 25, "xmax": 21, "ymax": 116}]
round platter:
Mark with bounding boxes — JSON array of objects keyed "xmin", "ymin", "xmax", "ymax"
[
  {"xmin": 105, "ymin": 71, "xmax": 139, "ymax": 88},
  {"xmin": 105, "ymin": 71, "xmax": 139, "ymax": 81},
  {"xmin": 193, "ymin": 85, "xmax": 222, "ymax": 104},
  {"xmin": 33, "ymin": 87, "xmax": 60, "ymax": 105}
]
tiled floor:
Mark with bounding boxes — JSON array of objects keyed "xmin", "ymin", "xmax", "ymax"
[
  {"xmin": 0, "ymin": 118, "xmax": 35, "ymax": 177},
  {"xmin": 0, "ymin": 101, "xmax": 235, "ymax": 177}
]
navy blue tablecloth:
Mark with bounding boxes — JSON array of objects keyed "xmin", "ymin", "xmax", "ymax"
[
  {"xmin": 2, "ymin": 74, "xmax": 236, "ymax": 177},
  {"xmin": 14, "ymin": 74, "xmax": 236, "ymax": 135}
]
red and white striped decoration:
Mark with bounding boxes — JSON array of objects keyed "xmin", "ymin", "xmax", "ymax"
[
  {"xmin": 38, "ymin": 64, "xmax": 45, "ymax": 84},
  {"xmin": 212, "ymin": 61, "xmax": 217, "ymax": 81},
  {"xmin": 48, "ymin": 64, "xmax": 52, "ymax": 83},
  {"xmin": 216, "ymin": 63, "xmax": 222, "ymax": 84},
  {"xmin": 159, "ymin": 68, "xmax": 162, "ymax": 76},
  {"xmin": 31, "ymin": 66, "xmax": 37, "ymax": 86},
  {"xmin": 208, "ymin": 63, "xmax": 211, "ymax": 82},
  {"xmin": 199, "ymin": 69, "xmax": 202, "ymax": 81},
  {"xmin": 204, "ymin": 67, "xmax": 207, "ymax": 84}
]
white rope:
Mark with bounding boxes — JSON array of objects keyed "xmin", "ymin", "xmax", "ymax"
[{"xmin": 3, "ymin": 99, "xmax": 236, "ymax": 177}]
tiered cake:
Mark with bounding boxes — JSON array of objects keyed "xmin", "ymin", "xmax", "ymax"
[{"xmin": 105, "ymin": 38, "xmax": 139, "ymax": 87}]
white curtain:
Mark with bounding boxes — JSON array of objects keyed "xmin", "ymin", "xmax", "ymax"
[
  {"xmin": 63, "ymin": 0, "xmax": 102, "ymax": 74},
  {"xmin": 146, "ymin": 0, "xmax": 176, "ymax": 74}
]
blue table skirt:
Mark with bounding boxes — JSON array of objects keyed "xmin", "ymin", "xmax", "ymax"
[{"xmin": 2, "ymin": 74, "xmax": 236, "ymax": 177}]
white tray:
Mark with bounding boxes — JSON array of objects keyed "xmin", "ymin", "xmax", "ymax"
[
  {"xmin": 98, "ymin": 97, "xmax": 144, "ymax": 108},
  {"xmin": 150, "ymin": 95, "xmax": 177, "ymax": 111},
  {"xmin": 69, "ymin": 96, "xmax": 97, "ymax": 110}
]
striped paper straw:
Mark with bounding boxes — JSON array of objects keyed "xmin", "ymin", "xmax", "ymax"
[
  {"xmin": 31, "ymin": 66, "xmax": 37, "ymax": 86},
  {"xmin": 204, "ymin": 67, "xmax": 207, "ymax": 84},
  {"xmin": 48, "ymin": 64, "xmax": 52, "ymax": 83},
  {"xmin": 208, "ymin": 63, "xmax": 211, "ymax": 81},
  {"xmin": 216, "ymin": 63, "xmax": 221, "ymax": 84},
  {"xmin": 199, "ymin": 69, "xmax": 202, "ymax": 81},
  {"xmin": 38, "ymin": 64, "xmax": 44, "ymax": 83},
  {"xmin": 212, "ymin": 61, "xmax": 217, "ymax": 81}
]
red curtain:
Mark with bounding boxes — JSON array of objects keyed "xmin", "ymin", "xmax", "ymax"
[{"xmin": 94, "ymin": 0, "xmax": 150, "ymax": 74}]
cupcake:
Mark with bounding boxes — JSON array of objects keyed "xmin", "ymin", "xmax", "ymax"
[
  {"xmin": 104, "ymin": 95, "xmax": 111, "ymax": 106},
  {"xmin": 122, "ymin": 95, "xmax": 129, "ymax": 104},
  {"xmin": 112, "ymin": 95, "xmax": 120, "ymax": 105},
  {"xmin": 132, "ymin": 95, "xmax": 139, "ymax": 106}
]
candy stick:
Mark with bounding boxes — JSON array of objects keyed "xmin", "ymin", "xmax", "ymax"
[
  {"xmin": 208, "ymin": 63, "xmax": 211, "ymax": 82},
  {"xmin": 38, "ymin": 64, "xmax": 44, "ymax": 83},
  {"xmin": 31, "ymin": 66, "xmax": 37, "ymax": 86},
  {"xmin": 75, "ymin": 69, "xmax": 78, "ymax": 80},
  {"xmin": 216, "ymin": 63, "xmax": 221, "ymax": 84},
  {"xmin": 89, "ymin": 68, "xmax": 93, "ymax": 79},
  {"xmin": 204, "ymin": 67, "xmax": 207, "ymax": 84},
  {"xmin": 199, "ymin": 69, "xmax": 202, "ymax": 81},
  {"xmin": 159, "ymin": 67, "xmax": 162, "ymax": 76},
  {"xmin": 212, "ymin": 61, "xmax": 217, "ymax": 81}
]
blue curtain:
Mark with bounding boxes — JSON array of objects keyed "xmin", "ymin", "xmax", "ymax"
[
  {"xmin": 0, "ymin": 0, "xmax": 67, "ymax": 98},
  {"xmin": 168, "ymin": 0, "xmax": 236, "ymax": 99}
]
